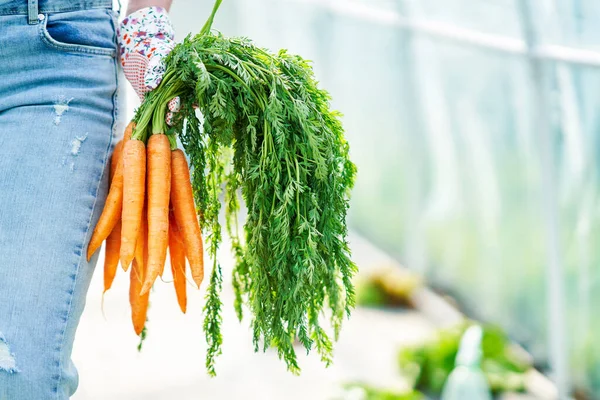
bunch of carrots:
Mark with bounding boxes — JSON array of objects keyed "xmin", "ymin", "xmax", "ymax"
[
  {"xmin": 86, "ymin": 122, "xmax": 204, "ymax": 335},
  {"xmin": 84, "ymin": 0, "xmax": 356, "ymax": 375}
]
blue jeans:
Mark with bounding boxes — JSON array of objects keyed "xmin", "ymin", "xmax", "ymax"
[{"xmin": 0, "ymin": 0, "xmax": 117, "ymax": 398}]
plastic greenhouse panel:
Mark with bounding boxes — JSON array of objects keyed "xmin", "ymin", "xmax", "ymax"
[
  {"xmin": 553, "ymin": 62, "xmax": 600, "ymax": 395},
  {"xmin": 409, "ymin": 0, "xmax": 522, "ymax": 39},
  {"xmin": 232, "ymin": 0, "xmax": 600, "ymax": 395},
  {"xmin": 536, "ymin": 0, "xmax": 600, "ymax": 51}
]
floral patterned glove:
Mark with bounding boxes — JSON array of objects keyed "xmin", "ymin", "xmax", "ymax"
[{"xmin": 118, "ymin": 6, "xmax": 180, "ymax": 124}]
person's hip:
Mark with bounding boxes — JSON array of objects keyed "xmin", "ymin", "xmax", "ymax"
[{"xmin": 0, "ymin": 1, "xmax": 119, "ymax": 398}]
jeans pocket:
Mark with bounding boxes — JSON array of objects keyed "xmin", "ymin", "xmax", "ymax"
[{"xmin": 39, "ymin": 9, "xmax": 117, "ymax": 57}]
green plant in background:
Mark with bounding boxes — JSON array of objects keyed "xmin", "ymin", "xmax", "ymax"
[
  {"xmin": 573, "ymin": 335, "xmax": 600, "ymax": 399},
  {"xmin": 440, "ymin": 325, "xmax": 492, "ymax": 400},
  {"xmin": 398, "ymin": 322, "xmax": 531, "ymax": 395},
  {"xmin": 339, "ymin": 383, "xmax": 424, "ymax": 400},
  {"xmin": 356, "ymin": 265, "xmax": 422, "ymax": 308}
]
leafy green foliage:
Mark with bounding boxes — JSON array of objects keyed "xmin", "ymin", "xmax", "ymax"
[
  {"xmin": 133, "ymin": 1, "xmax": 357, "ymax": 375},
  {"xmin": 340, "ymin": 383, "xmax": 424, "ymax": 400},
  {"xmin": 398, "ymin": 322, "xmax": 532, "ymax": 394}
]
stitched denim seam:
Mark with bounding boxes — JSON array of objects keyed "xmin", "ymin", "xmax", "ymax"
[
  {"xmin": 52, "ymin": 17, "xmax": 119, "ymax": 400},
  {"xmin": 52, "ymin": 238, "xmax": 83, "ymax": 396},
  {"xmin": 0, "ymin": 3, "xmax": 112, "ymax": 15},
  {"xmin": 38, "ymin": 14, "xmax": 116, "ymax": 58}
]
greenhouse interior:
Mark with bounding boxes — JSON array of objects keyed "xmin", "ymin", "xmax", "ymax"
[{"xmin": 42, "ymin": 0, "xmax": 600, "ymax": 399}]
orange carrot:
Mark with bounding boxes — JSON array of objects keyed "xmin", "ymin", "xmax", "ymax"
[
  {"xmin": 115, "ymin": 121, "xmax": 134, "ymax": 173},
  {"xmin": 103, "ymin": 140, "xmax": 125, "ymax": 289},
  {"xmin": 124, "ymin": 121, "xmax": 134, "ymax": 141},
  {"xmin": 134, "ymin": 203, "xmax": 147, "ymax": 272},
  {"xmin": 169, "ymin": 211, "xmax": 187, "ymax": 313},
  {"xmin": 130, "ymin": 210, "xmax": 149, "ymax": 336},
  {"xmin": 120, "ymin": 139, "xmax": 146, "ymax": 270},
  {"xmin": 110, "ymin": 140, "xmax": 123, "ymax": 181},
  {"xmin": 86, "ymin": 122, "xmax": 135, "ymax": 261},
  {"xmin": 170, "ymin": 149, "xmax": 204, "ymax": 288},
  {"xmin": 141, "ymin": 134, "xmax": 171, "ymax": 295},
  {"xmin": 104, "ymin": 219, "xmax": 121, "ymax": 292},
  {"xmin": 87, "ymin": 159, "xmax": 124, "ymax": 260},
  {"xmin": 129, "ymin": 258, "xmax": 149, "ymax": 336}
]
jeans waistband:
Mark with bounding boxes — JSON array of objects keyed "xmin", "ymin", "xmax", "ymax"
[{"xmin": 0, "ymin": 0, "xmax": 113, "ymax": 16}]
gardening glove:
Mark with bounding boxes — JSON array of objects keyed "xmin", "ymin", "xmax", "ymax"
[{"xmin": 118, "ymin": 6, "xmax": 180, "ymax": 125}]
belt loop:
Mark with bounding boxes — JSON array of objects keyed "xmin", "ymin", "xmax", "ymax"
[{"xmin": 27, "ymin": 0, "xmax": 39, "ymax": 25}]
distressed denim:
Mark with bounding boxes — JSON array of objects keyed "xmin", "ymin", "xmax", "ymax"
[{"xmin": 0, "ymin": 1, "xmax": 118, "ymax": 398}]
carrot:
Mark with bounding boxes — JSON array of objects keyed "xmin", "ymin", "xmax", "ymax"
[
  {"xmin": 110, "ymin": 140, "xmax": 123, "ymax": 181},
  {"xmin": 169, "ymin": 211, "xmax": 187, "ymax": 313},
  {"xmin": 103, "ymin": 140, "xmax": 126, "ymax": 289},
  {"xmin": 141, "ymin": 134, "xmax": 171, "ymax": 295},
  {"xmin": 114, "ymin": 120, "xmax": 134, "ymax": 175},
  {"xmin": 120, "ymin": 139, "xmax": 146, "ymax": 270},
  {"xmin": 87, "ymin": 159, "xmax": 124, "ymax": 260},
  {"xmin": 130, "ymin": 210, "xmax": 149, "ymax": 336},
  {"xmin": 134, "ymin": 203, "xmax": 147, "ymax": 272},
  {"xmin": 129, "ymin": 259, "xmax": 150, "ymax": 336},
  {"xmin": 86, "ymin": 122, "xmax": 135, "ymax": 261},
  {"xmin": 124, "ymin": 121, "xmax": 135, "ymax": 140},
  {"xmin": 104, "ymin": 219, "xmax": 121, "ymax": 292},
  {"xmin": 170, "ymin": 149, "xmax": 204, "ymax": 288}
]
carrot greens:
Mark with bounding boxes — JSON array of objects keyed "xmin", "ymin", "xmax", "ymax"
[{"xmin": 133, "ymin": 0, "xmax": 357, "ymax": 376}]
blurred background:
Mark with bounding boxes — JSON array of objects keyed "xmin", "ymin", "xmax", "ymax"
[{"xmin": 73, "ymin": 0, "xmax": 600, "ymax": 399}]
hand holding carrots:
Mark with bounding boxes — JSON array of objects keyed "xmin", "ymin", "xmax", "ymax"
[{"xmin": 88, "ymin": 122, "xmax": 204, "ymax": 336}]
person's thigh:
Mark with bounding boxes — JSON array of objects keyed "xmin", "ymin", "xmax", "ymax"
[{"xmin": 0, "ymin": 8, "xmax": 118, "ymax": 400}]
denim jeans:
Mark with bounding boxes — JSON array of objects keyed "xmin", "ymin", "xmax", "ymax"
[{"xmin": 0, "ymin": 0, "xmax": 117, "ymax": 398}]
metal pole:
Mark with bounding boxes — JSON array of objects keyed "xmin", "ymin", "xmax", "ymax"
[
  {"xmin": 517, "ymin": 1, "xmax": 569, "ymax": 398},
  {"xmin": 394, "ymin": 0, "xmax": 429, "ymax": 276}
]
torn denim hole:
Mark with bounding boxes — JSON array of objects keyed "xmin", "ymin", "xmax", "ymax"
[
  {"xmin": 63, "ymin": 133, "xmax": 89, "ymax": 172},
  {"xmin": 70, "ymin": 133, "xmax": 88, "ymax": 156},
  {"xmin": 0, "ymin": 332, "xmax": 18, "ymax": 374},
  {"xmin": 53, "ymin": 96, "xmax": 74, "ymax": 126}
]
